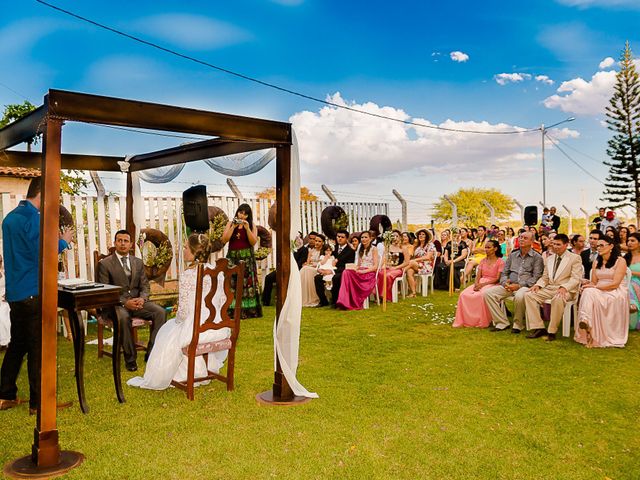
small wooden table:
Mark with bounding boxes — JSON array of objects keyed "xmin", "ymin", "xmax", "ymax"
[{"xmin": 58, "ymin": 284, "xmax": 123, "ymax": 413}]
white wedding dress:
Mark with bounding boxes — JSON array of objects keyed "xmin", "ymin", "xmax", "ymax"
[{"xmin": 127, "ymin": 264, "xmax": 230, "ymax": 390}]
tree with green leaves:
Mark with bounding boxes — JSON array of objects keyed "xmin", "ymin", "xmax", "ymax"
[
  {"xmin": 433, "ymin": 188, "xmax": 514, "ymax": 226},
  {"xmin": 602, "ymin": 41, "xmax": 640, "ymax": 225},
  {"xmin": 1, "ymin": 101, "xmax": 89, "ymax": 194}
]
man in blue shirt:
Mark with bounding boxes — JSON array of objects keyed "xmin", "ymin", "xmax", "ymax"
[{"xmin": 0, "ymin": 177, "xmax": 73, "ymax": 412}]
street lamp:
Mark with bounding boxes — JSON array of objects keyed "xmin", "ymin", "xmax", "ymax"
[{"xmin": 541, "ymin": 117, "xmax": 575, "ymax": 206}]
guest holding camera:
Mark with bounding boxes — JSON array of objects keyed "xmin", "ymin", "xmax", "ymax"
[{"xmin": 221, "ymin": 203, "xmax": 262, "ymax": 318}]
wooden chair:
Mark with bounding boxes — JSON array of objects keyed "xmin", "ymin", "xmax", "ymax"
[
  {"xmin": 171, "ymin": 258, "xmax": 244, "ymax": 400},
  {"xmin": 93, "ymin": 249, "xmax": 152, "ymax": 359}
]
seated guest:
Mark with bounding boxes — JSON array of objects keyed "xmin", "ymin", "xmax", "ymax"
[
  {"xmin": 575, "ymin": 235, "xmax": 629, "ymax": 348},
  {"xmin": 401, "ymin": 231, "xmax": 415, "ymax": 259},
  {"xmin": 317, "ymin": 244, "xmax": 336, "ymax": 288},
  {"xmin": 529, "ymin": 226, "xmax": 542, "ymax": 252},
  {"xmin": 581, "ymin": 229, "xmax": 604, "ymax": 280},
  {"xmin": 484, "ymin": 231, "xmax": 544, "ymax": 333},
  {"xmin": 604, "ymin": 226, "xmax": 620, "ymax": 245},
  {"xmin": 295, "ymin": 231, "xmax": 318, "ymax": 269},
  {"xmin": 569, "ymin": 234, "xmax": 586, "ymax": 256},
  {"xmin": 262, "ymin": 233, "xmax": 309, "ymax": 307},
  {"xmin": 453, "ymin": 240, "xmax": 505, "ymax": 328},
  {"xmin": 629, "ymin": 224, "xmax": 637, "ymax": 234},
  {"xmin": 336, "ymin": 231, "xmax": 379, "ymax": 310},
  {"xmin": 600, "ymin": 210, "xmax": 620, "ymax": 233},
  {"xmin": 434, "ymin": 231, "xmax": 469, "ymax": 291},
  {"xmin": 619, "ymin": 226, "xmax": 630, "ymax": 253},
  {"xmin": 350, "ymin": 234, "xmax": 360, "ymax": 251},
  {"xmin": 97, "ymin": 230, "xmax": 167, "ymax": 372},
  {"xmin": 315, "ymin": 230, "xmax": 355, "ymax": 307},
  {"xmin": 540, "ymin": 232, "xmax": 556, "ymax": 261},
  {"xmin": 463, "ymin": 225, "xmax": 488, "ymax": 281},
  {"xmin": 625, "ymin": 232, "xmax": 640, "ymax": 330},
  {"xmin": 300, "ymin": 234, "xmax": 325, "ymax": 307},
  {"xmin": 377, "ymin": 230, "xmax": 410, "ymax": 301},
  {"xmin": 496, "ymin": 229, "xmax": 508, "ymax": 256},
  {"xmin": 524, "ymin": 234, "xmax": 582, "ymax": 341},
  {"xmin": 404, "ymin": 229, "xmax": 436, "ymax": 298}
]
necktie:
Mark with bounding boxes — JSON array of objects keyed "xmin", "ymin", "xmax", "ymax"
[
  {"xmin": 338, "ymin": 246, "xmax": 343, "ymax": 254},
  {"xmin": 121, "ymin": 256, "xmax": 131, "ymax": 279},
  {"xmin": 553, "ymin": 255, "xmax": 562, "ymax": 278}
]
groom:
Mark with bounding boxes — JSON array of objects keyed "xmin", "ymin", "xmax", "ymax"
[{"xmin": 97, "ymin": 230, "xmax": 166, "ymax": 371}]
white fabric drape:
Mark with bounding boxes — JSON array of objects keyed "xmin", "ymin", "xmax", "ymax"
[{"xmin": 273, "ymin": 130, "xmax": 318, "ymax": 399}]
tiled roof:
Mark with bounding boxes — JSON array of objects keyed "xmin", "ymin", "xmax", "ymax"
[{"xmin": 0, "ymin": 167, "xmax": 40, "ymax": 178}]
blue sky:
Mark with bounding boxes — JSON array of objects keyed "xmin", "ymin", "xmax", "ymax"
[{"xmin": 2, "ymin": 0, "xmax": 640, "ymax": 222}]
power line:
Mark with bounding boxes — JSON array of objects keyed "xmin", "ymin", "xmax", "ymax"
[
  {"xmin": 548, "ymin": 135, "xmax": 605, "ymax": 167},
  {"xmin": 35, "ymin": 0, "xmax": 543, "ymax": 136},
  {"xmin": 545, "ymin": 134, "xmax": 605, "ymax": 185},
  {"xmin": 94, "ymin": 124, "xmax": 208, "ymax": 141},
  {"xmin": 0, "ymin": 81, "xmax": 31, "ymax": 102}
]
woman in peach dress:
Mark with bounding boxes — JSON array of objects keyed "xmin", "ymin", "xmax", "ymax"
[
  {"xmin": 453, "ymin": 240, "xmax": 504, "ymax": 328},
  {"xmin": 575, "ymin": 236, "xmax": 629, "ymax": 348}
]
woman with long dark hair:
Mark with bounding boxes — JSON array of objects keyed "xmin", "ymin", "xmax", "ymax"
[
  {"xmin": 128, "ymin": 233, "xmax": 230, "ymax": 390},
  {"xmin": 336, "ymin": 231, "xmax": 379, "ymax": 310},
  {"xmin": 221, "ymin": 203, "xmax": 262, "ymax": 318},
  {"xmin": 575, "ymin": 235, "xmax": 629, "ymax": 347},
  {"xmin": 453, "ymin": 240, "xmax": 504, "ymax": 328},
  {"xmin": 404, "ymin": 229, "xmax": 436, "ymax": 298},
  {"xmin": 625, "ymin": 232, "xmax": 640, "ymax": 330}
]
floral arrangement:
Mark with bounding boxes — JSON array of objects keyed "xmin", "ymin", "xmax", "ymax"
[
  {"xmin": 138, "ymin": 234, "xmax": 172, "ymax": 269},
  {"xmin": 382, "ymin": 230, "xmax": 395, "ymax": 247},
  {"xmin": 333, "ymin": 212, "xmax": 350, "ymax": 232},
  {"xmin": 255, "ymin": 247, "xmax": 271, "ymax": 261},
  {"xmin": 208, "ymin": 213, "xmax": 227, "ymax": 244}
]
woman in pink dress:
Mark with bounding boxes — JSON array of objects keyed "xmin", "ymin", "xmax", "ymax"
[
  {"xmin": 453, "ymin": 240, "xmax": 504, "ymax": 328},
  {"xmin": 575, "ymin": 236, "xmax": 629, "ymax": 348},
  {"xmin": 337, "ymin": 231, "xmax": 379, "ymax": 310}
]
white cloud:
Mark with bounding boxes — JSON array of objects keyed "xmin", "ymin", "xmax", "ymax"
[
  {"xmin": 557, "ymin": 0, "xmax": 640, "ymax": 8},
  {"xmin": 449, "ymin": 51, "xmax": 469, "ymax": 62},
  {"xmin": 543, "ymin": 70, "xmax": 617, "ymax": 115},
  {"xmin": 599, "ymin": 56, "xmax": 615, "ymax": 69},
  {"xmin": 535, "ymin": 75, "xmax": 555, "ymax": 85},
  {"xmin": 494, "ymin": 73, "xmax": 532, "ymax": 85},
  {"xmin": 132, "ymin": 14, "xmax": 250, "ymax": 50},
  {"xmin": 290, "ymin": 93, "xmax": 579, "ymax": 183}
]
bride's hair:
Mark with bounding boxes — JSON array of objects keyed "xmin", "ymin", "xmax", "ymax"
[{"xmin": 187, "ymin": 233, "xmax": 210, "ymax": 263}]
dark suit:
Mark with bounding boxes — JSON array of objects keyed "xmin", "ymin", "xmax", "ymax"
[
  {"xmin": 581, "ymin": 248, "xmax": 598, "ymax": 280},
  {"xmin": 97, "ymin": 254, "xmax": 166, "ymax": 365},
  {"xmin": 263, "ymin": 246, "xmax": 310, "ymax": 306},
  {"xmin": 314, "ymin": 244, "xmax": 355, "ymax": 306},
  {"xmin": 551, "ymin": 215, "xmax": 561, "ymax": 232}
]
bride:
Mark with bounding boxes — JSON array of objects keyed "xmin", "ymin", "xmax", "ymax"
[{"xmin": 128, "ymin": 233, "xmax": 230, "ymax": 390}]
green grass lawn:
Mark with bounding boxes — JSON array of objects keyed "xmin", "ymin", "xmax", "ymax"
[{"xmin": 1, "ymin": 291, "xmax": 639, "ymax": 480}]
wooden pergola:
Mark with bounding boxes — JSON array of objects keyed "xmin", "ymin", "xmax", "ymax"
[{"xmin": 0, "ymin": 89, "xmax": 297, "ymax": 476}]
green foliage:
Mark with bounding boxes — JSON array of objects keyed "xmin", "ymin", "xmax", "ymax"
[
  {"xmin": 0, "ymin": 101, "xmax": 37, "ymax": 129},
  {"xmin": 1, "ymin": 101, "xmax": 89, "ymax": 194},
  {"xmin": 1, "ymin": 292, "xmax": 638, "ymax": 479},
  {"xmin": 433, "ymin": 188, "xmax": 515, "ymax": 226},
  {"xmin": 603, "ymin": 41, "xmax": 640, "ymax": 221}
]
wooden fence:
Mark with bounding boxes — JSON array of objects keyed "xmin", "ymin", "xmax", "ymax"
[{"xmin": 0, "ymin": 194, "xmax": 388, "ymax": 281}]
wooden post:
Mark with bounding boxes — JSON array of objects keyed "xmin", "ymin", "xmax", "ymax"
[
  {"xmin": 4, "ymin": 115, "xmax": 84, "ymax": 477},
  {"xmin": 256, "ymin": 144, "xmax": 310, "ymax": 406}
]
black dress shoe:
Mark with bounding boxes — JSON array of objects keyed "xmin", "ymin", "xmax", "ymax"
[
  {"xmin": 512, "ymin": 328, "xmax": 521, "ymax": 334},
  {"xmin": 545, "ymin": 332, "xmax": 556, "ymax": 342},
  {"xmin": 125, "ymin": 362, "xmax": 138, "ymax": 372},
  {"xmin": 526, "ymin": 328, "xmax": 547, "ymax": 339}
]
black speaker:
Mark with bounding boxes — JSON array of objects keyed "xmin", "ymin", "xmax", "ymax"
[
  {"xmin": 182, "ymin": 185, "xmax": 209, "ymax": 232},
  {"xmin": 524, "ymin": 206, "xmax": 538, "ymax": 226}
]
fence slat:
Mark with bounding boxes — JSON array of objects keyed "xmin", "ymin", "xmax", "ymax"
[
  {"xmin": 63, "ymin": 195, "xmax": 76, "ymax": 279},
  {"xmin": 74, "ymin": 195, "xmax": 88, "ymax": 280},
  {"xmin": 86, "ymin": 196, "xmax": 97, "ymax": 279}
]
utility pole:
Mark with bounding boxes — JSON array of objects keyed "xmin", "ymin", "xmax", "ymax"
[
  {"xmin": 443, "ymin": 195, "xmax": 458, "ymax": 228},
  {"xmin": 513, "ymin": 200, "xmax": 524, "ymax": 224},
  {"xmin": 481, "ymin": 200, "xmax": 496, "ymax": 225},
  {"xmin": 392, "ymin": 189, "xmax": 407, "ymax": 231},
  {"xmin": 226, "ymin": 178, "xmax": 244, "ymax": 201},
  {"xmin": 321, "ymin": 184, "xmax": 337, "ymax": 203}
]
